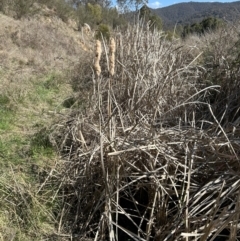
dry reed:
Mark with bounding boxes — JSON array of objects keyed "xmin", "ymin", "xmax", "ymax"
[{"xmin": 48, "ymin": 21, "xmax": 240, "ymax": 241}]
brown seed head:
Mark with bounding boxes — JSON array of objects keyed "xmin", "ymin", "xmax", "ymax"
[
  {"xmin": 109, "ymin": 37, "xmax": 116, "ymax": 76},
  {"xmin": 94, "ymin": 40, "xmax": 102, "ymax": 77}
]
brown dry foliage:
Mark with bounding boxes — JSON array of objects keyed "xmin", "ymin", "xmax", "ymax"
[{"xmin": 48, "ymin": 23, "xmax": 240, "ymax": 241}]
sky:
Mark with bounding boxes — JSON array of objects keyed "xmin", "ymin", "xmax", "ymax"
[{"xmin": 148, "ymin": 0, "xmax": 238, "ymax": 9}]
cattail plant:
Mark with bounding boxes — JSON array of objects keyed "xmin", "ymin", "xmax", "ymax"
[
  {"xmin": 107, "ymin": 37, "xmax": 116, "ymax": 135},
  {"xmin": 94, "ymin": 40, "xmax": 102, "ymax": 77},
  {"xmin": 50, "ymin": 21, "xmax": 240, "ymax": 241},
  {"xmin": 109, "ymin": 37, "xmax": 116, "ymax": 77}
]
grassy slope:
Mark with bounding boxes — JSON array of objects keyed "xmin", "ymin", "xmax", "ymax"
[{"xmin": 0, "ymin": 9, "xmax": 91, "ymax": 240}]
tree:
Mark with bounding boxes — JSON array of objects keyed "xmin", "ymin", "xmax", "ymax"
[
  {"xmin": 77, "ymin": 3, "xmax": 102, "ymax": 27},
  {"xmin": 148, "ymin": 14, "xmax": 162, "ymax": 30},
  {"xmin": 139, "ymin": 5, "xmax": 162, "ymax": 31},
  {"xmin": 182, "ymin": 17, "xmax": 223, "ymax": 38},
  {"xmin": 201, "ymin": 17, "xmax": 221, "ymax": 31},
  {"xmin": 87, "ymin": 3, "xmax": 102, "ymax": 24},
  {"xmin": 68, "ymin": 0, "xmax": 111, "ymax": 8},
  {"xmin": 139, "ymin": 4, "xmax": 151, "ymax": 19},
  {"xmin": 117, "ymin": 0, "xmax": 148, "ymax": 12}
]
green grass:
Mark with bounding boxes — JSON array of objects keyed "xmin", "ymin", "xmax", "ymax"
[
  {"xmin": 0, "ymin": 135, "xmax": 27, "ymax": 164},
  {"xmin": 0, "ymin": 72, "xmax": 68, "ymax": 168},
  {"xmin": 0, "ymin": 169, "xmax": 57, "ymax": 241},
  {"xmin": 0, "ymin": 109, "xmax": 15, "ymax": 131},
  {"xmin": 0, "ymin": 95, "xmax": 15, "ymax": 131},
  {"xmin": 0, "ymin": 70, "xmax": 72, "ymax": 240}
]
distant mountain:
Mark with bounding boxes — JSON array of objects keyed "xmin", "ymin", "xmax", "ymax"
[{"xmin": 152, "ymin": 1, "xmax": 240, "ymax": 29}]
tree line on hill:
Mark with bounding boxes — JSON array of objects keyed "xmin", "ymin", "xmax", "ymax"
[
  {"xmin": 152, "ymin": 1, "xmax": 240, "ymax": 29},
  {"xmin": 0, "ymin": 0, "xmax": 162, "ymax": 38},
  {"xmin": 0, "ymin": 0, "xmax": 223, "ymax": 39}
]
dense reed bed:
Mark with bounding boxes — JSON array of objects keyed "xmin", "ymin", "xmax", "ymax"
[{"xmin": 48, "ymin": 22, "xmax": 240, "ymax": 240}]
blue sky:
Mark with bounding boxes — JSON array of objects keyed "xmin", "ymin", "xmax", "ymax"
[{"xmin": 148, "ymin": 0, "xmax": 238, "ymax": 9}]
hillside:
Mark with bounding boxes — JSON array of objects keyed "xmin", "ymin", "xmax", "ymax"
[
  {"xmin": 152, "ymin": 1, "xmax": 240, "ymax": 28},
  {"xmin": 0, "ymin": 5, "xmax": 94, "ymax": 240}
]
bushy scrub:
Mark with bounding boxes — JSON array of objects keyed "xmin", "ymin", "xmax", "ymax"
[
  {"xmin": 196, "ymin": 24, "xmax": 240, "ymax": 126},
  {"xmin": 182, "ymin": 16, "xmax": 223, "ymax": 38},
  {"xmin": 95, "ymin": 23, "xmax": 111, "ymax": 41}
]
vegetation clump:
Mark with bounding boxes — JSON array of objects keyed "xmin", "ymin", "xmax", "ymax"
[
  {"xmin": 182, "ymin": 16, "xmax": 223, "ymax": 38},
  {"xmin": 1, "ymin": 1, "xmax": 240, "ymax": 241},
  {"xmin": 50, "ymin": 22, "xmax": 240, "ymax": 241},
  {"xmin": 139, "ymin": 5, "xmax": 162, "ymax": 30}
]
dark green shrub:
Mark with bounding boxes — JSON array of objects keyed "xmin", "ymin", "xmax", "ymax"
[
  {"xmin": 148, "ymin": 14, "xmax": 162, "ymax": 31},
  {"xmin": 95, "ymin": 23, "xmax": 110, "ymax": 40},
  {"xmin": 182, "ymin": 17, "xmax": 223, "ymax": 38},
  {"xmin": 12, "ymin": 0, "xmax": 34, "ymax": 19},
  {"xmin": 53, "ymin": 0, "xmax": 74, "ymax": 22},
  {"xmin": 0, "ymin": 0, "xmax": 6, "ymax": 12}
]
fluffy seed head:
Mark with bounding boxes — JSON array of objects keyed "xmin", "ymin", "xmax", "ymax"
[
  {"xmin": 109, "ymin": 37, "xmax": 116, "ymax": 76},
  {"xmin": 94, "ymin": 40, "xmax": 102, "ymax": 77}
]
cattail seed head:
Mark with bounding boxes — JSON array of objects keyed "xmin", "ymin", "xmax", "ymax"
[
  {"xmin": 94, "ymin": 40, "xmax": 102, "ymax": 77},
  {"xmin": 109, "ymin": 37, "xmax": 116, "ymax": 77}
]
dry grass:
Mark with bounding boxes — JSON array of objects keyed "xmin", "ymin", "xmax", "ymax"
[
  {"xmin": 47, "ymin": 22, "xmax": 240, "ymax": 241},
  {"xmin": 0, "ymin": 12, "xmax": 87, "ymax": 72},
  {"xmin": 0, "ymin": 11, "xmax": 93, "ymax": 127},
  {"xmin": 0, "ymin": 10, "xmax": 93, "ymax": 241}
]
